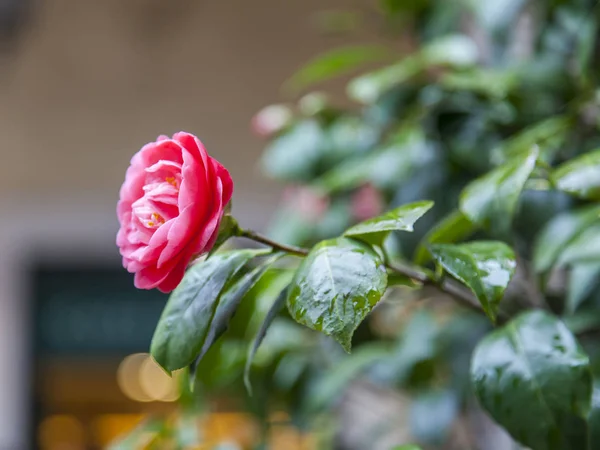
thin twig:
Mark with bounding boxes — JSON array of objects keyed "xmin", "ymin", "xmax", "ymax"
[
  {"xmin": 240, "ymin": 229, "xmax": 493, "ymax": 319},
  {"xmin": 239, "ymin": 229, "xmax": 308, "ymax": 257},
  {"xmin": 387, "ymin": 261, "xmax": 489, "ymax": 318}
]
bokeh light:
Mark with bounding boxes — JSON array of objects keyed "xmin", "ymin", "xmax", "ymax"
[
  {"xmin": 117, "ymin": 353, "xmax": 180, "ymax": 403},
  {"xmin": 38, "ymin": 415, "xmax": 85, "ymax": 450}
]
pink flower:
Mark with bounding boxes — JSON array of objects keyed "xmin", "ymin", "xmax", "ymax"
[
  {"xmin": 283, "ymin": 186, "xmax": 329, "ymax": 223},
  {"xmin": 351, "ymin": 184, "xmax": 384, "ymax": 222},
  {"xmin": 251, "ymin": 104, "xmax": 293, "ymax": 138},
  {"xmin": 117, "ymin": 132, "xmax": 233, "ymax": 293}
]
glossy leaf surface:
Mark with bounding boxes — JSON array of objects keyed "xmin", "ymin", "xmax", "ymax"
[
  {"xmin": 287, "ymin": 237, "xmax": 387, "ymax": 351},
  {"xmin": 471, "ymin": 311, "xmax": 592, "ymax": 450},
  {"xmin": 151, "ymin": 250, "xmax": 266, "ymax": 373},
  {"xmin": 552, "ymin": 149, "xmax": 600, "ymax": 200},
  {"xmin": 430, "ymin": 241, "xmax": 516, "ymax": 322},
  {"xmin": 344, "ymin": 200, "xmax": 433, "ymax": 247},
  {"xmin": 414, "ymin": 210, "xmax": 477, "ymax": 265},
  {"xmin": 460, "ymin": 147, "xmax": 538, "ymax": 234},
  {"xmin": 533, "ymin": 206, "xmax": 600, "ymax": 273}
]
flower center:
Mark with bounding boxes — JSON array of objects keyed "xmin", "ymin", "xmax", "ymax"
[{"xmin": 131, "ymin": 161, "xmax": 183, "ymax": 234}]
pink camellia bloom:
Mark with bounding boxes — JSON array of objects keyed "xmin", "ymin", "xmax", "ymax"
[
  {"xmin": 117, "ymin": 132, "xmax": 233, "ymax": 293},
  {"xmin": 351, "ymin": 183, "xmax": 384, "ymax": 222}
]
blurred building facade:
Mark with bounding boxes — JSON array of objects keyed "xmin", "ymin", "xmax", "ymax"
[{"xmin": 0, "ymin": 0, "xmax": 378, "ymax": 448}]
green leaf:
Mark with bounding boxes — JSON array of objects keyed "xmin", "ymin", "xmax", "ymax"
[
  {"xmin": 492, "ymin": 116, "xmax": 570, "ymax": 164},
  {"xmin": 460, "ymin": 146, "xmax": 538, "ymax": 234},
  {"xmin": 440, "ymin": 68, "xmax": 518, "ymax": 99},
  {"xmin": 326, "ymin": 115, "xmax": 380, "ymax": 160},
  {"xmin": 391, "ymin": 445, "xmax": 423, "ymax": 450},
  {"xmin": 189, "ymin": 253, "xmax": 283, "ymax": 385},
  {"xmin": 552, "ymin": 149, "xmax": 600, "ymax": 200},
  {"xmin": 429, "ymin": 241, "xmax": 516, "ymax": 322},
  {"xmin": 244, "ymin": 287, "xmax": 288, "ymax": 395},
  {"xmin": 192, "ymin": 339, "xmax": 246, "ymax": 389},
  {"xmin": 260, "ymin": 120, "xmax": 326, "ymax": 181},
  {"xmin": 533, "ymin": 205, "xmax": 600, "ymax": 273},
  {"xmin": 344, "ymin": 200, "xmax": 434, "ymax": 247},
  {"xmin": 414, "ymin": 210, "xmax": 477, "ymax": 265},
  {"xmin": 557, "ymin": 223, "xmax": 600, "ymax": 267},
  {"xmin": 150, "ymin": 249, "xmax": 267, "ymax": 373},
  {"xmin": 387, "ymin": 272, "xmax": 419, "ymax": 287},
  {"xmin": 287, "ymin": 237, "xmax": 388, "ymax": 351},
  {"xmin": 471, "ymin": 310, "xmax": 593, "ymax": 450},
  {"xmin": 285, "ymin": 45, "xmax": 393, "ymax": 92},
  {"xmin": 316, "ymin": 128, "xmax": 434, "ymax": 193},
  {"xmin": 567, "ymin": 262, "xmax": 600, "ymax": 315},
  {"xmin": 348, "ymin": 35, "xmax": 477, "ymax": 104}
]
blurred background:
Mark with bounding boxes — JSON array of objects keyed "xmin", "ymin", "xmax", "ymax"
[
  {"xmin": 1, "ymin": 0, "xmax": 598, "ymax": 449},
  {"xmin": 0, "ymin": 0, "xmax": 378, "ymax": 448}
]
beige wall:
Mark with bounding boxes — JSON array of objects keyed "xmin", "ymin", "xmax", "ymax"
[
  {"xmin": 0, "ymin": 0, "xmax": 378, "ymax": 228},
  {"xmin": 0, "ymin": 0, "xmax": 381, "ymax": 446}
]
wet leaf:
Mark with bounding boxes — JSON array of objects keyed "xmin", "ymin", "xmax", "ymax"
[
  {"xmin": 344, "ymin": 200, "xmax": 434, "ymax": 247},
  {"xmin": 429, "ymin": 241, "xmax": 516, "ymax": 322},
  {"xmin": 552, "ymin": 149, "xmax": 600, "ymax": 200},
  {"xmin": 150, "ymin": 249, "xmax": 267, "ymax": 373},
  {"xmin": 189, "ymin": 253, "xmax": 283, "ymax": 385},
  {"xmin": 287, "ymin": 237, "xmax": 388, "ymax": 351},
  {"xmin": 414, "ymin": 210, "xmax": 477, "ymax": 265},
  {"xmin": 471, "ymin": 310, "xmax": 593, "ymax": 450},
  {"xmin": 286, "ymin": 45, "xmax": 393, "ymax": 92},
  {"xmin": 460, "ymin": 146, "xmax": 538, "ymax": 234},
  {"xmin": 533, "ymin": 205, "xmax": 600, "ymax": 273}
]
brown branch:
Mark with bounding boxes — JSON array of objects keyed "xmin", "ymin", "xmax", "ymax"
[
  {"xmin": 238, "ymin": 229, "xmax": 308, "ymax": 257},
  {"xmin": 240, "ymin": 229, "xmax": 495, "ymax": 319}
]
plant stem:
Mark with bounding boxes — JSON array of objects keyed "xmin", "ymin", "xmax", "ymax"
[
  {"xmin": 239, "ymin": 229, "xmax": 309, "ymax": 257},
  {"xmin": 240, "ymin": 228, "xmax": 494, "ymax": 319},
  {"xmin": 386, "ymin": 261, "xmax": 491, "ymax": 318}
]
